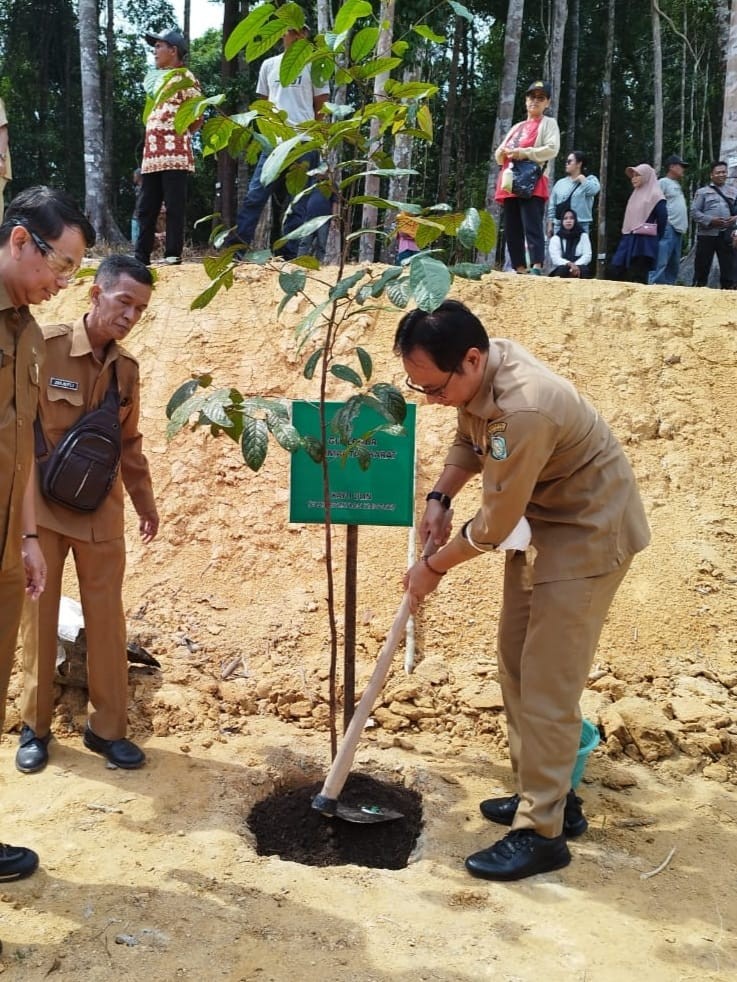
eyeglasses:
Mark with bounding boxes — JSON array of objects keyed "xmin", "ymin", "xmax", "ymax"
[
  {"xmin": 405, "ymin": 369, "xmax": 455, "ymax": 398},
  {"xmin": 11, "ymin": 220, "xmax": 80, "ymax": 282}
]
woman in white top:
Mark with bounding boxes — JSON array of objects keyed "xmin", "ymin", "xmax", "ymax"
[{"xmin": 548, "ymin": 209, "xmax": 592, "ymax": 278}]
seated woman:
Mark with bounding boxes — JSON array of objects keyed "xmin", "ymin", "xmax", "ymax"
[
  {"xmin": 548, "ymin": 209, "xmax": 592, "ymax": 278},
  {"xmin": 608, "ymin": 164, "xmax": 667, "ymax": 284}
]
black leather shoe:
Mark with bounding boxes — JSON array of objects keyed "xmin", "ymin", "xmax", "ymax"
[
  {"xmin": 465, "ymin": 830, "xmax": 571, "ymax": 881},
  {"xmin": 83, "ymin": 725, "xmax": 145, "ymax": 769},
  {"xmin": 15, "ymin": 725, "xmax": 51, "ymax": 774},
  {"xmin": 0, "ymin": 842, "xmax": 39, "ymax": 882},
  {"xmin": 479, "ymin": 789, "xmax": 588, "ymax": 838}
]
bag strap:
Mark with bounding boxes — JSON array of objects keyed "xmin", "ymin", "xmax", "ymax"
[
  {"xmin": 34, "ymin": 360, "xmax": 120, "ymax": 463},
  {"xmin": 710, "ymin": 183, "xmax": 737, "ymax": 215}
]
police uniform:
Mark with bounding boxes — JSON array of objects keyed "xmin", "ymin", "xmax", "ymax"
[
  {"xmin": 20, "ymin": 318, "xmax": 156, "ymax": 741},
  {"xmin": 0, "ymin": 284, "xmax": 43, "ymax": 732},
  {"xmin": 445, "ymin": 339, "xmax": 650, "ymax": 838}
]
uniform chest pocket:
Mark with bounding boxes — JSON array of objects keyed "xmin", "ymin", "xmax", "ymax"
[{"xmin": 45, "ymin": 384, "xmax": 86, "ymax": 436}]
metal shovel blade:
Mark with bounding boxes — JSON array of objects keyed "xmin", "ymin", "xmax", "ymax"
[{"xmin": 311, "ymin": 793, "xmax": 404, "ymax": 824}]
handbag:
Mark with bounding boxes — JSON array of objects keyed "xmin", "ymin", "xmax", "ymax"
[
  {"xmin": 510, "ymin": 159, "xmax": 543, "ymax": 199},
  {"xmin": 554, "ymin": 188, "xmax": 576, "ymax": 221},
  {"xmin": 633, "ymin": 222, "xmax": 658, "ymax": 236},
  {"xmin": 34, "ymin": 365, "xmax": 121, "ymax": 513}
]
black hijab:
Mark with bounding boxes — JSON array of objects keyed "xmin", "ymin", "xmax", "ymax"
[{"xmin": 558, "ymin": 209, "xmax": 584, "ymax": 262}]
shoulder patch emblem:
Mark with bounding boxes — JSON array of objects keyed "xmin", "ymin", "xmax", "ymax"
[
  {"xmin": 49, "ymin": 377, "xmax": 79, "ymax": 391},
  {"xmin": 490, "ymin": 435, "xmax": 508, "ymax": 460},
  {"xmin": 487, "ymin": 420, "xmax": 507, "ymax": 436}
]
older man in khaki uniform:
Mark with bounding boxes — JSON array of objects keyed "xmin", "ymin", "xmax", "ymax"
[
  {"xmin": 0, "ymin": 185, "xmax": 95, "ymax": 882},
  {"xmin": 17, "ymin": 255, "xmax": 158, "ymax": 775},
  {"xmin": 395, "ymin": 300, "xmax": 650, "ymax": 881}
]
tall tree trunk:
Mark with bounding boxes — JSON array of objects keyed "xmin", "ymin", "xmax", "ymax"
[
  {"xmin": 218, "ymin": 0, "xmax": 244, "ymax": 229},
  {"xmin": 183, "ymin": 0, "xmax": 191, "ymax": 46},
  {"xmin": 652, "ymin": 0, "xmax": 663, "ymax": 172},
  {"xmin": 543, "ymin": 0, "xmax": 568, "ymax": 194},
  {"xmin": 597, "ymin": 0, "xmax": 616, "ymax": 278},
  {"xmin": 380, "ymin": 66, "xmax": 420, "ymax": 263},
  {"xmin": 719, "ymin": 0, "xmax": 737, "ymax": 172},
  {"xmin": 103, "ymin": 0, "xmax": 115, "ymax": 219},
  {"xmin": 484, "ymin": 0, "xmax": 525, "ymax": 241},
  {"xmin": 437, "ymin": 17, "xmax": 463, "ymax": 202},
  {"xmin": 316, "ymin": 0, "xmax": 332, "ymax": 32},
  {"xmin": 565, "ymin": 0, "xmax": 580, "ymax": 148},
  {"xmin": 358, "ymin": 0, "xmax": 395, "ymax": 263},
  {"xmin": 78, "ymin": 0, "xmax": 124, "ymax": 242}
]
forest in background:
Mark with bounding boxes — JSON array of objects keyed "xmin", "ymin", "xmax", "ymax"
[{"xmin": 0, "ymin": 0, "xmax": 734, "ymax": 259}]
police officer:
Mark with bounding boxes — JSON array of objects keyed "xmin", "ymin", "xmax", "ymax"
[{"xmin": 395, "ymin": 300, "xmax": 650, "ymax": 881}]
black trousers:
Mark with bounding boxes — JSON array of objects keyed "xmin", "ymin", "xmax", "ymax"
[
  {"xmin": 503, "ymin": 196, "xmax": 546, "ymax": 268},
  {"xmin": 693, "ymin": 234, "xmax": 736, "ymax": 289},
  {"xmin": 134, "ymin": 170, "xmax": 189, "ymax": 264}
]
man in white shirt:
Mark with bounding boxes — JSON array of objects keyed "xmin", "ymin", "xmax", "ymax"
[
  {"xmin": 225, "ymin": 25, "xmax": 330, "ymax": 259},
  {"xmin": 649, "ymin": 154, "xmax": 689, "ymax": 285}
]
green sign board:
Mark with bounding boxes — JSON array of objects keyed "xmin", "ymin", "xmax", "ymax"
[{"xmin": 289, "ymin": 401, "xmax": 416, "ymax": 527}]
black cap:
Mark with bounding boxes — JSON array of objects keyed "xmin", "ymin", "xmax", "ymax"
[
  {"xmin": 144, "ymin": 30, "xmax": 188, "ymax": 58},
  {"xmin": 664, "ymin": 154, "xmax": 688, "ymax": 168},
  {"xmin": 525, "ymin": 80, "xmax": 552, "ymax": 98}
]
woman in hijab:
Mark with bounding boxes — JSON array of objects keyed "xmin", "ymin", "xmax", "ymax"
[
  {"xmin": 548, "ymin": 209, "xmax": 592, "ymax": 277},
  {"xmin": 608, "ymin": 164, "xmax": 667, "ymax": 283}
]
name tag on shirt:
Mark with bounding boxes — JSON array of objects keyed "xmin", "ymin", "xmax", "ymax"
[{"xmin": 49, "ymin": 377, "xmax": 79, "ymax": 391}]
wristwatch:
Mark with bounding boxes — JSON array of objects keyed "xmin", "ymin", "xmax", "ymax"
[{"xmin": 426, "ymin": 491, "xmax": 452, "ymax": 510}]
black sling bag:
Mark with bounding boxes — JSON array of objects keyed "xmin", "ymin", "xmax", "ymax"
[{"xmin": 34, "ymin": 364, "xmax": 121, "ymax": 513}]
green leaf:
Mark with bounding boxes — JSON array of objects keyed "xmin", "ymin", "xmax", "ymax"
[
  {"xmin": 200, "ymin": 389, "xmax": 237, "ymax": 428},
  {"xmin": 353, "ymin": 57, "xmax": 403, "ymax": 81},
  {"xmin": 476, "ymin": 210, "xmax": 497, "ymax": 252},
  {"xmin": 457, "ymin": 207, "xmax": 481, "ymax": 249},
  {"xmin": 295, "ymin": 300, "xmax": 331, "ymax": 346},
  {"xmin": 329, "ymin": 268, "xmax": 367, "ymax": 301},
  {"xmin": 190, "ymin": 270, "xmax": 234, "ymax": 310},
  {"xmin": 280, "ymin": 38, "xmax": 312, "ymax": 86},
  {"xmin": 275, "ymin": 2, "xmax": 306, "ymax": 29},
  {"xmin": 365, "ymin": 265, "xmax": 404, "ymax": 299},
  {"xmin": 384, "ymin": 80, "xmax": 439, "ymax": 100},
  {"xmin": 266, "ymin": 412, "xmax": 302, "ymax": 452},
  {"xmin": 261, "ymin": 135, "xmax": 320, "ymax": 185},
  {"xmin": 165, "ymin": 376, "xmax": 212, "ymax": 419},
  {"xmin": 385, "ymin": 279, "xmax": 411, "ymax": 308},
  {"xmin": 330, "ymin": 364, "xmax": 363, "ymax": 387},
  {"xmin": 279, "ymin": 269, "xmax": 307, "ymax": 296},
  {"xmin": 166, "ymin": 392, "xmax": 210, "ymax": 439},
  {"xmin": 409, "ymin": 256, "xmax": 453, "ymax": 312},
  {"xmin": 274, "ymin": 213, "xmax": 332, "ymax": 248},
  {"xmin": 370, "ymin": 383, "xmax": 407, "ymax": 424},
  {"xmin": 334, "ymin": 0, "xmax": 373, "ymax": 34},
  {"xmin": 448, "ymin": 262, "xmax": 492, "ymax": 280},
  {"xmin": 241, "ymin": 417, "xmax": 269, "ymax": 472},
  {"xmin": 332, "ymin": 396, "xmax": 363, "ymax": 443},
  {"xmin": 303, "ymin": 348, "xmax": 324, "ymax": 380},
  {"xmin": 245, "ymin": 20, "xmax": 288, "ymax": 62},
  {"xmin": 447, "ymin": 1, "xmax": 475, "ymax": 22},
  {"xmin": 412, "ymin": 24, "xmax": 446, "ymax": 43},
  {"xmin": 351, "ymin": 26, "xmax": 379, "ymax": 61},
  {"xmin": 391, "ymin": 40, "xmax": 409, "ymax": 57},
  {"xmin": 352, "ymin": 443, "xmax": 372, "ymax": 471},
  {"xmin": 224, "ymin": 3, "xmax": 275, "ymax": 60},
  {"xmin": 301, "ymin": 434, "xmax": 324, "ymax": 463},
  {"xmin": 356, "ymin": 347, "xmax": 372, "ymax": 381}
]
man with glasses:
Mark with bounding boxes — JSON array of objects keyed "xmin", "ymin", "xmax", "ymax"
[
  {"xmin": 0, "ymin": 185, "xmax": 95, "ymax": 881},
  {"xmin": 546, "ymin": 150, "xmax": 600, "ymax": 236},
  {"xmin": 691, "ymin": 160, "xmax": 737, "ymax": 289},
  {"xmin": 16, "ymin": 256, "xmax": 158, "ymax": 776},
  {"xmin": 394, "ymin": 300, "xmax": 649, "ymax": 881}
]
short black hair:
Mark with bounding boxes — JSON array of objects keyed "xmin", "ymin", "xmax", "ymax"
[
  {"xmin": 0, "ymin": 185, "xmax": 96, "ymax": 248},
  {"xmin": 568, "ymin": 150, "xmax": 588, "ymax": 173},
  {"xmin": 393, "ymin": 300, "xmax": 489, "ymax": 372},
  {"xmin": 94, "ymin": 254, "xmax": 153, "ymax": 289},
  {"xmin": 711, "ymin": 160, "xmax": 728, "ymax": 172}
]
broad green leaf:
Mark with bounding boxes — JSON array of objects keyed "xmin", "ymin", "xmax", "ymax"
[
  {"xmin": 280, "ymin": 38, "xmax": 312, "ymax": 86},
  {"xmin": 174, "ymin": 94, "xmax": 224, "ymax": 134},
  {"xmin": 448, "ymin": 262, "xmax": 493, "ymax": 280},
  {"xmin": 384, "ymin": 80, "xmax": 439, "ymax": 100},
  {"xmin": 292, "ymin": 254, "xmax": 320, "ymax": 270},
  {"xmin": 266, "ymin": 412, "xmax": 302, "ymax": 452},
  {"xmin": 323, "ymin": 102, "xmax": 355, "ymax": 120},
  {"xmin": 275, "ymin": 1, "xmax": 305, "ymax": 29},
  {"xmin": 279, "ymin": 269, "xmax": 307, "ymax": 296},
  {"xmin": 366, "ymin": 265, "xmax": 404, "ymax": 298},
  {"xmin": 370, "ymin": 383, "xmax": 407, "ymax": 424},
  {"xmin": 412, "ymin": 25, "xmax": 446, "ymax": 43},
  {"xmin": 166, "ymin": 392, "xmax": 210, "ymax": 439},
  {"xmin": 391, "ymin": 41, "xmax": 409, "ymax": 57},
  {"xmin": 331, "ymin": 364, "xmax": 363, "ymax": 387},
  {"xmin": 190, "ymin": 270, "xmax": 234, "ymax": 310},
  {"xmin": 351, "ymin": 26, "xmax": 379, "ymax": 61},
  {"xmin": 295, "ymin": 300, "xmax": 331, "ymax": 350},
  {"xmin": 165, "ymin": 376, "xmax": 211, "ymax": 419},
  {"xmin": 457, "ymin": 207, "xmax": 481, "ymax": 249},
  {"xmin": 261, "ymin": 135, "xmax": 321, "ymax": 185},
  {"xmin": 273, "ymin": 213, "xmax": 332, "ymax": 250},
  {"xmin": 352, "ymin": 443, "xmax": 372, "ymax": 471},
  {"xmin": 224, "ymin": 3, "xmax": 275, "ymax": 60},
  {"xmin": 448, "ymin": 1, "xmax": 474, "ymax": 21},
  {"xmin": 409, "ymin": 256, "xmax": 452, "ymax": 311},
  {"xmin": 241, "ymin": 416, "xmax": 269, "ymax": 471},
  {"xmin": 245, "ymin": 20, "xmax": 288, "ymax": 62},
  {"xmin": 200, "ymin": 389, "xmax": 236, "ymax": 428},
  {"xmin": 356, "ymin": 347, "xmax": 372, "ymax": 381},
  {"xmin": 201, "ymin": 115, "xmax": 236, "ymax": 155},
  {"xmin": 241, "ymin": 396, "xmax": 289, "ymax": 417},
  {"xmin": 386, "ymin": 278, "xmax": 410, "ymax": 308},
  {"xmin": 475, "ymin": 210, "xmax": 497, "ymax": 252},
  {"xmin": 417, "ymin": 103, "xmax": 433, "ymax": 139},
  {"xmin": 334, "ymin": 0, "xmax": 373, "ymax": 34},
  {"xmin": 353, "ymin": 57, "xmax": 403, "ymax": 81},
  {"xmin": 332, "ymin": 396, "xmax": 363, "ymax": 443},
  {"xmin": 329, "ymin": 268, "xmax": 367, "ymax": 301},
  {"xmin": 323, "ymin": 30, "xmax": 350, "ymax": 53},
  {"xmin": 301, "ymin": 434, "xmax": 324, "ymax": 463},
  {"xmin": 312, "ymin": 53, "xmax": 335, "ymax": 86},
  {"xmin": 303, "ymin": 348, "xmax": 324, "ymax": 380}
]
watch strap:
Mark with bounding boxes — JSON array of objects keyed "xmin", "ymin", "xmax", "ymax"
[{"xmin": 426, "ymin": 491, "xmax": 452, "ymax": 510}]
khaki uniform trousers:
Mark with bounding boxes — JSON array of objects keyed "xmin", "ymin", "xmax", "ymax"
[
  {"xmin": 0, "ymin": 563, "xmax": 25, "ymax": 732},
  {"xmin": 498, "ymin": 550, "xmax": 632, "ymax": 839},
  {"xmin": 21, "ymin": 528, "xmax": 128, "ymax": 741}
]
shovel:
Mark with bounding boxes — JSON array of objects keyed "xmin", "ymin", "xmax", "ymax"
[{"xmin": 311, "ymin": 524, "xmax": 448, "ymax": 824}]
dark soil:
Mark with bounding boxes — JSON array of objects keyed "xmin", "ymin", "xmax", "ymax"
[{"xmin": 246, "ymin": 773, "xmax": 423, "ymax": 869}]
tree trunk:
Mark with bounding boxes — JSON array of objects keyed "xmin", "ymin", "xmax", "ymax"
[
  {"xmin": 596, "ymin": 0, "xmax": 616, "ymax": 278},
  {"xmin": 484, "ymin": 0, "xmax": 525, "ymax": 252},
  {"xmin": 380, "ymin": 66, "xmax": 419, "ymax": 264},
  {"xmin": 543, "ymin": 0, "xmax": 568, "ymax": 195},
  {"xmin": 183, "ymin": 0, "xmax": 191, "ymax": 46},
  {"xmin": 565, "ymin": 0, "xmax": 580, "ymax": 148},
  {"xmin": 316, "ymin": 0, "xmax": 332, "ymax": 32},
  {"xmin": 437, "ymin": 17, "xmax": 463, "ymax": 203},
  {"xmin": 78, "ymin": 0, "xmax": 124, "ymax": 243},
  {"xmin": 358, "ymin": 0, "xmax": 395, "ymax": 263},
  {"xmin": 719, "ymin": 0, "xmax": 737, "ymax": 173},
  {"xmin": 652, "ymin": 0, "xmax": 663, "ymax": 172},
  {"xmin": 217, "ymin": 0, "xmax": 244, "ymax": 229}
]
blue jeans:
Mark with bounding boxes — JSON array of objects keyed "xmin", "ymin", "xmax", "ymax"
[
  {"xmin": 235, "ymin": 149, "xmax": 318, "ymax": 259},
  {"xmin": 648, "ymin": 224, "xmax": 683, "ymax": 285}
]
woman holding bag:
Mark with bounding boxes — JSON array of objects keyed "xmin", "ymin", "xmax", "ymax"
[
  {"xmin": 494, "ymin": 80, "xmax": 560, "ymax": 275},
  {"xmin": 607, "ymin": 164, "xmax": 667, "ymax": 283}
]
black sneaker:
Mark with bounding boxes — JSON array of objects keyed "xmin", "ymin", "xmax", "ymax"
[
  {"xmin": 0, "ymin": 843, "xmax": 39, "ymax": 882},
  {"xmin": 479, "ymin": 789, "xmax": 588, "ymax": 838},
  {"xmin": 465, "ymin": 829, "xmax": 571, "ymax": 881}
]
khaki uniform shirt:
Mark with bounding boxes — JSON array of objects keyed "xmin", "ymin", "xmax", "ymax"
[
  {"xmin": 36, "ymin": 318, "xmax": 155, "ymax": 542},
  {"xmin": 0, "ymin": 283, "xmax": 43, "ymax": 569},
  {"xmin": 445, "ymin": 340, "xmax": 650, "ymax": 583}
]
